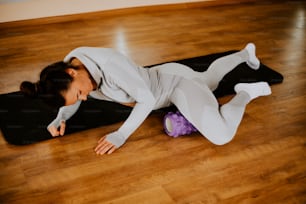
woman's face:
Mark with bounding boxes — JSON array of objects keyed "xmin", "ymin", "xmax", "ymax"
[{"xmin": 62, "ymin": 68, "xmax": 95, "ymax": 106}]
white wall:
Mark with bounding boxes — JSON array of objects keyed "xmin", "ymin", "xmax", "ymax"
[{"xmin": 0, "ymin": 0, "xmax": 210, "ymax": 23}]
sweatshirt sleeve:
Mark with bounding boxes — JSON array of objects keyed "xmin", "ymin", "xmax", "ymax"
[
  {"xmin": 47, "ymin": 100, "xmax": 82, "ymax": 129},
  {"xmin": 104, "ymin": 55, "xmax": 156, "ymax": 147}
]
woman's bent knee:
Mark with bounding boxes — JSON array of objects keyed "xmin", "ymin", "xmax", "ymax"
[{"xmin": 204, "ymin": 131, "xmax": 235, "ymax": 146}]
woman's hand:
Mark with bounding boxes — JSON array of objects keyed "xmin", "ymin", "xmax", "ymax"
[
  {"xmin": 94, "ymin": 136, "xmax": 117, "ymax": 155},
  {"xmin": 47, "ymin": 121, "xmax": 66, "ymax": 137}
]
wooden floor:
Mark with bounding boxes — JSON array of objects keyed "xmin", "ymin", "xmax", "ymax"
[{"xmin": 0, "ymin": 1, "xmax": 305, "ymax": 203}]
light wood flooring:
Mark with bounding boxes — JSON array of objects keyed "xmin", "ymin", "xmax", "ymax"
[{"xmin": 0, "ymin": 0, "xmax": 305, "ymax": 203}]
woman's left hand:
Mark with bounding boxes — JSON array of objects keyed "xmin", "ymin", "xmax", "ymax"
[{"xmin": 94, "ymin": 136, "xmax": 117, "ymax": 155}]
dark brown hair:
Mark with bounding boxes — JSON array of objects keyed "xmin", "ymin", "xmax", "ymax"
[{"xmin": 20, "ymin": 61, "xmax": 78, "ymax": 108}]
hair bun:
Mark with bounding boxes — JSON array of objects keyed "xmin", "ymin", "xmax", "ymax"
[{"xmin": 20, "ymin": 81, "xmax": 38, "ymax": 98}]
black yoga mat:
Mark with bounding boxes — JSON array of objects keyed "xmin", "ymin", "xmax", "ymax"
[{"xmin": 0, "ymin": 50, "xmax": 283, "ymax": 145}]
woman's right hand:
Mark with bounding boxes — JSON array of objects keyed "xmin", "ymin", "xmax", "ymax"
[{"xmin": 47, "ymin": 121, "xmax": 66, "ymax": 137}]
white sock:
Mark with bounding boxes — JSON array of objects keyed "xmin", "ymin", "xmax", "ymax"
[
  {"xmin": 234, "ymin": 82, "xmax": 272, "ymax": 100},
  {"xmin": 245, "ymin": 43, "xmax": 260, "ymax": 70}
]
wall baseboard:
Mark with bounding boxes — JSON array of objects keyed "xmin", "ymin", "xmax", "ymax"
[
  {"xmin": 0, "ymin": 0, "xmax": 262, "ymax": 24},
  {"xmin": 0, "ymin": 0, "xmax": 208, "ymax": 23}
]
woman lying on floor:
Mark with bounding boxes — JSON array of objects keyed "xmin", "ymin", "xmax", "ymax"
[{"xmin": 20, "ymin": 43, "xmax": 271, "ymax": 155}]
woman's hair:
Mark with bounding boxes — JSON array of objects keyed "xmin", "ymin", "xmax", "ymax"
[{"xmin": 20, "ymin": 61, "xmax": 77, "ymax": 108}]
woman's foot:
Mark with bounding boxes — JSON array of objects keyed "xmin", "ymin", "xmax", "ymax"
[
  {"xmin": 245, "ymin": 43, "xmax": 260, "ymax": 70},
  {"xmin": 234, "ymin": 82, "xmax": 272, "ymax": 100}
]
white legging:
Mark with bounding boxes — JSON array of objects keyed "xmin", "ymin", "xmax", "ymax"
[{"xmin": 169, "ymin": 50, "xmax": 251, "ymax": 145}]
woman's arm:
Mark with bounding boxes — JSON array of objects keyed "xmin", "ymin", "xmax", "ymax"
[
  {"xmin": 47, "ymin": 100, "xmax": 82, "ymax": 136},
  {"xmin": 105, "ymin": 88, "xmax": 155, "ymax": 146},
  {"xmin": 94, "ymin": 52, "xmax": 156, "ymax": 154},
  {"xmin": 95, "ymin": 93, "xmax": 155, "ymax": 154}
]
